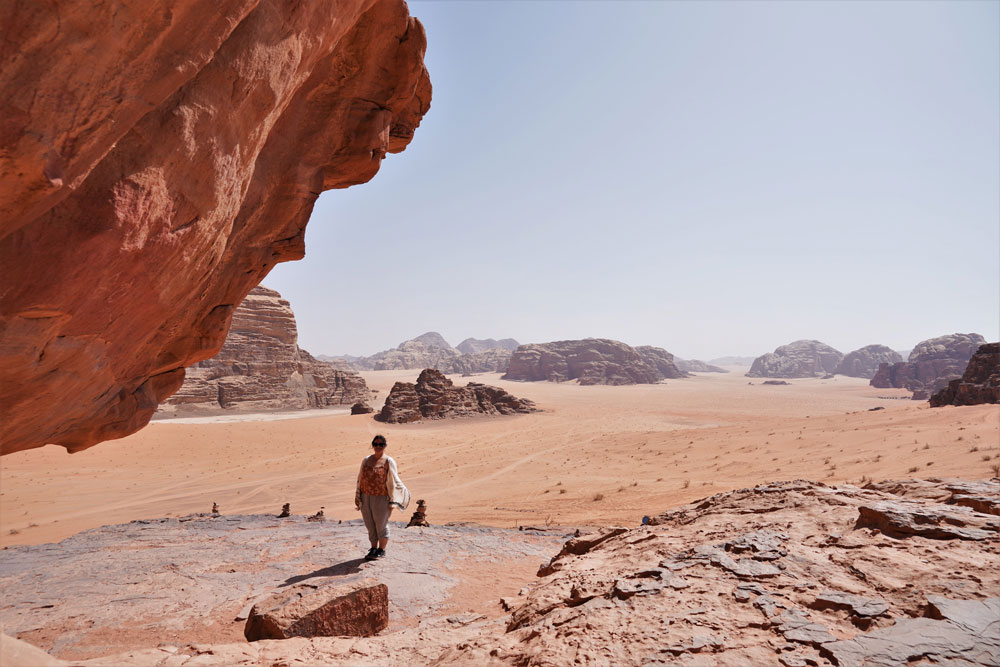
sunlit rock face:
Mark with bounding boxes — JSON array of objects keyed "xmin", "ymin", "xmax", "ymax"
[
  {"xmin": 160, "ymin": 287, "xmax": 370, "ymax": 414},
  {"xmin": 835, "ymin": 344, "xmax": 903, "ymax": 379},
  {"xmin": 870, "ymin": 333, "xmax": 986, "ymax": 394},
  {"xmin": 746, "ymin": 340, "xmax": 843, "ymax": 378},
  {"xmin": 0, "ymin": 0, "xmax": 431, "ymax": 455}
]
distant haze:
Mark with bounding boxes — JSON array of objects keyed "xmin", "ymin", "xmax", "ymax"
[{"xmin": 266, "ymin": 1, "xmax": 999, "ymax": 361}]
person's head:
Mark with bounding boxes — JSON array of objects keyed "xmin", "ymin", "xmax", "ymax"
[{"xmin": 371, "ymin": 435, "xmax": 387, "ymax": 453}]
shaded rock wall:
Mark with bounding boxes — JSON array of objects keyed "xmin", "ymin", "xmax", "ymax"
[
  {"xmin": 835, "ymin": 344, "xmax": 903, "ymax": 379},
  {"xmin": 375, "ymin": 369, "xmax": 536, "ymax": 423},
  {"xmin": 502, "ymin": 339, "xmax": 682, "ymax": 385},
  {"xmin": 0, "ymin": 0, "xmax": 430, "ymax": 454},
  {"xmin": 746, "ymin": 340, "xmax": 843, "ymax": 378},
  {"xmin": 871, "ymin": 333, "xmax": 986, "ymax": 394},
  {"xmin": 161, "ymin": 287, "xmax": 369, "ymax": 413},
  {"xmin": 930, "ymin": 342, "xmax": 1000, "ymax": 407}
]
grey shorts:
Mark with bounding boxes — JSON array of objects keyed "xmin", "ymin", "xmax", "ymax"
[{"xmin": 361, "ymin": 493, "xmax": 392, "ymax": 543}]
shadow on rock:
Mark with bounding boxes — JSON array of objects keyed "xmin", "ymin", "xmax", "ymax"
[{"xmin": 281, "ymin": 558, "xmax": 365, "ymax": 586}]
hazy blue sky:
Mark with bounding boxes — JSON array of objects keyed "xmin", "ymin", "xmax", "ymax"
[{"xmin": 266, "ymin": 0, "xmax": 999, "ymax": 361}]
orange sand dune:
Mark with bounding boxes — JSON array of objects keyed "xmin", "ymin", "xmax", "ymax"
[{"xmin": 2, "ymin": 368, "xmax": 997, "ymax": 547}]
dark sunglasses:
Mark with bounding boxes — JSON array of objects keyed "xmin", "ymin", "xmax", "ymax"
[{"xmin": 372, "ymin": 443, "xmax": 386, "ymax": 448}]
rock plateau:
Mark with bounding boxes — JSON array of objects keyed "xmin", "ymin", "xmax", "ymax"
[
  {"xmin": 375, "ymin": 369, "xmax": 537, "ymax": 423},
  {"xmin": 746, "ymin": 340, "xmax": 844, "ymax": 378},
  {"xmin": 502, "ymin": 339, "xmax": 685, "ymax": 385},
  {"xmin": 834, "ymin": 344, "xmax": 903, "ymax": 379},
  {"xmin": 930, "ymin": 342, "xmax": 1000, "ymax": 407},
  {"xmin": 2, "ymin": 478, "xmax": 998, "ymax": 665},
  {"xmin": 871, "ymin": 333, "xmax": 987, "ymax": 395},
  {"xmin": 160, "ymin": 287, "xmax": 368, "ymax": 414},
  {"xmin": 0, "ymin": 0, "xmax": 431, "ymax": 455}
]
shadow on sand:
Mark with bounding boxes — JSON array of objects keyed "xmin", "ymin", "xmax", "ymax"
[{"xmin": 280, "ymin": 558, "xmax": 366, "ymax": 586}]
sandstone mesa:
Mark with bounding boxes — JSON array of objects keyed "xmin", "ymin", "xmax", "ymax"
[
  {"xmin": 159, "ymin": 286, "xmax": 369, "ymax": 414},
  {"xmin": 0, "ymin": 0, "xmax": 431, "ymax": 455},
  {"xmin": 746, "ymin": 340, "xmax": 844, "ymax": 379},
  {"xmin": 502, "ymin": 338, "xmax": 686, "ymax": 385},
  {"xmin": 870, "ymin": 333, "xmax": 987, "ymax": 397}
]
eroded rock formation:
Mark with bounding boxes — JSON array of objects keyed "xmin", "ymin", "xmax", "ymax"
[
  {"xmin": 244, "ymin": 580, "xmax": 388, "ymax": 640},
  {"xmin": 930, "ymin": 342, "xmax": 1000, "ymax": 407},
  {"xmin": 835, "ymin": 344, "xmax": 903, "ymax": 379},
  {"xmin": 871, "ymin": 333, "xmax": 986, "ymax": 394},
  {"xmin": 746, "ymin": 340, "xmax": 844, "ymax": 378},
  {"xmin": 160, "ymin": 287, "xmax": 368, "ymax": 413},
  {"xmin": 375, "ymin": 369, "xmax": 536, "ymax": 423},
  {"xmin": 502, "ymin": 339, "xmax": 684, "ymax": 385},
  {"xmin": 0, "ymin": 0, "xmax": 431, "ymax": 455},
  {"xmin": 347, "ymin": 332, "xmax": 517, "ymax": 373},
  {"xmin": 674, "ymin": 358, "xmax": 728, "ymax": 373}
]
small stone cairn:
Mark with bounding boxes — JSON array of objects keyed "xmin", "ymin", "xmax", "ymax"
[
  {"xmin": 278, "ymin": 503, "xmax": 291, "ymax": 518},
  {"xmin": 407, "ymin": 499, "xmax": 429, "ymax": 527}
]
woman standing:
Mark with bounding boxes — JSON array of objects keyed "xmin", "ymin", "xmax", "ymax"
[{"xmin": 355, "ymin": 434, "xmax": 409, "ymax": 560}]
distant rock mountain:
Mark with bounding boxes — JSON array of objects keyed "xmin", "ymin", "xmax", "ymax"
[
  {"xmin": 746, "ymin": 340, "xmax": 843, "ymax": 378},
  {"xmin": 930, "ymin": 343, "xmax": 1000, "ymax": 407},
  {"xmin": 835, "ymin": 345, "xmax": 903, "ymax": 379},
  {"xmin": 674, "ymin": 358, "xmax": 729, "ymax": 373},
  {"xmin": 161, "ymin": 287, "xmax": 369, "ymax": 414},
  {"xmin": 375, "ymin": 369, "xmax": 537, "ymax": 423},
  {"xmin": 708, "ymin": 356, "xmax": 756, "ymax": 366},
  {"xmin": 502, "ymin": 339, "xmax": 685, "ymax": 385},
  {"xmin": 456, "ymin": 338, "xmax": 520, "ymax": 355},
  {"xmin": 871, "ymin": 333, "xmax": 987, "ymax": 394},
  {"xmin": 333, "ymin": 332, "xmax": 517, "ymax": 374}
]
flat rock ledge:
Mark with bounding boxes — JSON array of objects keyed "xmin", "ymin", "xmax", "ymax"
[{"xmin": 244, "ymin": 580, "xmax": 388, "ymax": 640}]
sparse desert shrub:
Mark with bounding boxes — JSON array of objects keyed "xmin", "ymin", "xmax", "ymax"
[
  {"xmin": 8, "ymin": 529, "xmax": 19, "ymax": 535},
  {"xmin": 957, "ymin": 436, "xmax": 964, "ymax": 441},
  {"xmin": 559, "ymin": 488, "xmax": 566, "ymax": 494},
  {"xmin": 970, "ymin": 446, "xmax": 980, "ymax": 452},
  {"xmin": 618, "ymin": 486, "xmax": 625, "ymax": 493},
  {"xmin": 922, "ymin": 444, "xmax": 930, "ymax": 450},
  {"xmin": 991, "ymin": 463, "xmax": 1000, "ymax": 477},
  {"xmin": 982, "ymin": 455, "xmax": 992, "ymax": 462},
  {"xmin": 926, "ymin": 461, "xmax": 934, "ymax": 466},
  {"xmin": 593, "ymin": 493, "xmax": 604, "ymax": 502},
  {"xmin": 683, "ymin": 479, "xmax": 691, "ymax": 489},
  {"xmin": 907, "ymin": 466, "xmax": 919, "ymax": 473}
]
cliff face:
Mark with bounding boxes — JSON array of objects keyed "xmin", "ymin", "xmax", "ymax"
[
  {"xmin": 502, "ymin": 339, "xmax": 683, "ymax": 385},
  {"xmin": 835, "ymin": 344, "xmax": 903, "ymax": 379},
  {"xmin": 348, "ymin": 333, "xmax": 517, "ymax": 374},
  {"xmin": 930, "ymin": 342, "xmax": 1000, "ymax": 407},
  {"xmin": 0, "ymin": 0, "xmax": 430, "ymax": 454},
  {"xmin": 871, "ymin": 333, "xmax": 986, "ymax": 394},
  {"xmin": 161, "ymin": 287, "xmax": 369, "ymax": 413},
  {"xmin": 746, "ymin": 340, "xmax": 843, "ymax": 378}
]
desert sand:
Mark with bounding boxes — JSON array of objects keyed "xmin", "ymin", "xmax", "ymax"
[{"xmin": 2, "ymin": 368, "xmax": 998, "ymax": 548}]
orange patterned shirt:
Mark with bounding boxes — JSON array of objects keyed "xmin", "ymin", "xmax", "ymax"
[{"xmin": 359, "ymin": 456, "xmax": 389, "ymax": 496}]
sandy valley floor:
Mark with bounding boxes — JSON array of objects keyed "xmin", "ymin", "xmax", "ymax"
[{"xmin": 2, "ymin": 368, "xmax": 998, "ymax": 547}]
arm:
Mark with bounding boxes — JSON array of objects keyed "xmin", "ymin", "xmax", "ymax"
[{"xmin": 355, "ymin": 457, "xmax": 366, "ymax": 510}]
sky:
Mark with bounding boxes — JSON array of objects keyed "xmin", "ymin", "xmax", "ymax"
[{"xmin": 265, "ymin": 0, "xmax": 1000, "ymax": 361}]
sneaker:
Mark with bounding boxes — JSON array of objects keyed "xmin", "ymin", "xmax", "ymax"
[
  {"xmin": 364, "ymin": 547, "xmax": 378, "ymax": 561},
  {"xmin": 374, "ymin": 548, "xmax": 386, "ymax": 559}
]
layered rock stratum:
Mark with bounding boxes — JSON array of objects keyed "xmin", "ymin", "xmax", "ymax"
[
  {"xmin": 746, "ymin": 340, "xmax": 844, "ymax": 378},
  {"xmin": 0, "ymin": 0, "xmax": 430, "ymax": 455},
  {"xmin": 345, "ymin": 332, "xmax": 517, "ymax": 374},
  {"xmin": 834, "ymin": 344, "xmax": 903, "ymax": 379},
  {"xmin": 930, "ymin": 342, "xmax": 1000, "ymax": 407},
  {"xmin": 502, "ymin": 339, "xmax": 685, "ymax": 385},
  {"xmin": 674, "ymin": 358, "xmax": 729, "ymax": 373},
  {"xmin": 2, "ymin": 478, "xmax": 997, "ymax": 665},
  {"xmin": 871, "ymin": 333, "xmax": 987, "ymax": 395},
  {"xmin": 159, "ymin": 287, "xmax": 368, "ymax": 414},
  {"xmin": 375, "ymin": 368, "xmax": 536, "ymax": 423}
]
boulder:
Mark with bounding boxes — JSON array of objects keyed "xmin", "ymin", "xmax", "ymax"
[
  {"xmin": 835, "ymin": 344, "xmax": 903, "ymax": 379},
  {"xmin": 455, "ymin": 338, "xmax": 520, "ymax": 355},
  {"xmin": 244, "ymin": 580, "xmax": 388, "ymax": 641},
  {"xmin": 0, "ymin": 0, "xmax": 431, "ymax": 455},
  {"xmin": 746, "ymin": 340, "xmax": 843, "ymax": 378},
  {"xmin": 871, "ymin": 333, "xmax": 986, "ymax": 394},
  {"xmin": 160, "ymin": 287, "xmax": 369, "ymax": 413},
  {"xmin": 930, "ymin": 342, "xmax": 1000, "ymax": 407},
  {"xmin": 375, "ymin": 369, "xmax": 536, "ymax": 423},
  {"xmin": 502, "ymin": 339, "xmax": 682, "ymax": 385},
  {"xmin": 351, "ymin": 402, "xmax": 375, "ymax": 415}
]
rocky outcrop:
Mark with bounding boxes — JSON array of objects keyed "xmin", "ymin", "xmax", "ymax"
[
  {"xmin": 871, "ymin": 333, "xmax": 986, "ymax": 394},
  {"xmin": 746, "ymin": 340, "xmax": 843, "ymax": 378},
  {"xmin": 0, "ymin": 0, "xmax": 431, "ymax": 455},
  {"xmin": 347, "ymin": 333, "xmax": 516, "ymax": 373},
  {"xmin": 835, "ymin": 344, "xmax": 903, "ymax": 379},
  {"xmin": 502, "ymin": 339, "xmax": 683, "ymax": 385},
  {"xmin": 375, "ymin": 369, "xmax": 536, "ymax": 423},
  {"xmin": 244, "ymin": 580, "xmax": 388, "ymax": 640},
  {"xmin": 930, "ymin": 342, "xmax": 1000, "ymax": 407},
  {"xmin": 455, "ymin": 338, "xmax": 520, "ymax": 355},
  {"xmin": 160, "ymin": 287, "xmax": 369, "ymax": 413},
  {"xmin": 674, "ymin": 358, "xmax": 728, "ymax": 373}
]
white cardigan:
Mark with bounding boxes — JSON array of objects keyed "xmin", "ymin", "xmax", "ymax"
[{"xmin": 356, "ymin": 454, "xmax": 411, "ymax": 510}]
